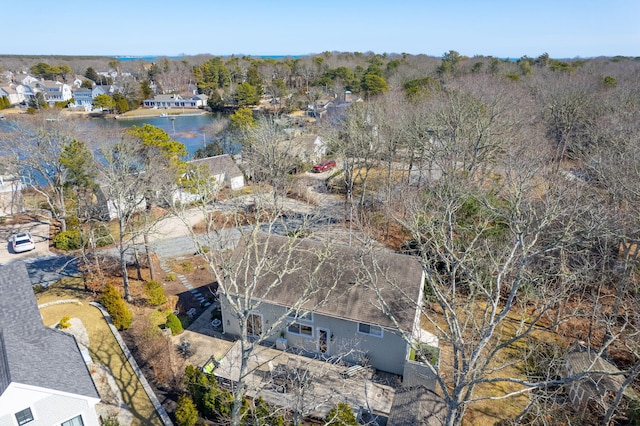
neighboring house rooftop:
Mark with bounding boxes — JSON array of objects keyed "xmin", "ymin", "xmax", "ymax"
[
  {"xmin": 231, "ymin": 234, "xmax": 424, "ymax": 331},
  {"xmin": 0, "ymin": 263, "xmax": 99, "ymax": 401},
  {"xmin": 564, "ymin": 345, "xmax": 639, "ymax": 413},
  {"xmin": 188, "ymin": 154, "xmax": 244, "ymax": 182}
]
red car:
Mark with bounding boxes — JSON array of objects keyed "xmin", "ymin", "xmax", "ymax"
[{"xmin": 312, "ymin": 160, "xmax": 337, "ymax": 173}]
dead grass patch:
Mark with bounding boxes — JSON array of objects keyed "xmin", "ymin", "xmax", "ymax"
[{"xmin": 421, "ymin": 302, "xmax": 559, "ymax": 425}]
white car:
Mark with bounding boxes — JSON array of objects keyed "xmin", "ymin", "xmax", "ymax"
[{"xmin": 11, "ymin": 232, "xmax": 35, "ymax": 253}]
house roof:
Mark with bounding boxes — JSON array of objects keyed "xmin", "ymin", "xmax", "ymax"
[
  {"xmin": 154, "ymin": 94, "xmax": 183, "ymax": 101},
  {"xmin": 0, "ymin": 263, "xmax": 99, "ymax": 400},
  {"xmin": 289, "ymin": 134, "xmax": 325, "ymax": 157},
  {"xmin": 188, "ymin": 154, "xmax": 243, "ymax": 180},
  {"xmin": 229, "ymin": 234, "xmax": 424, "ymax": 330},
  {"xmin": 388, "ymin": 374, "xmax": 447, "ymax": 425},
  {"xmin": 564, "ymin": 348, "xmax": 637, "ymax": 400}
]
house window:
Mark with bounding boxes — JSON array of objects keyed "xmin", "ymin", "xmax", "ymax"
[
  {"xmin": 61, "ymin": 415, "xmax": 84, "ymax": 426},
  {"xmin": 288, "ymin": 322, "xmax": 313, "ymax": 336},
  {"xmin": 15, "ymin": 408, "xmax": 34, "ymax": 425},
  {"xmin": 357, "ymin": 323, "xmax": 383, "ymax": 338},
  {"xmin": 287, "ymin": 310, "xmax": 313, "ymax": 322},
  {"xmin": 246, "ymin": 313, "xmax": 263, "ymax": 336}
]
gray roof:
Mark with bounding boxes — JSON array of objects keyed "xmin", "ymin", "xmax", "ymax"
[
  {"xmin": 0, "ymin": 263, "xmax": 99, "ymax": 400},
  {"xmin": 188, "ymin": 154, "xmax": 244, "ymax": 180},
  {"xmin": 564, "ymin": 348, "xmax": 638, "ymax": 400},
  {"xmin": 388, "ymin": 373, "xmax": 447, "ymax": 425},
  {"xmin": 230, "ymin": 234, "xmax": 424, "ymax": 330}
]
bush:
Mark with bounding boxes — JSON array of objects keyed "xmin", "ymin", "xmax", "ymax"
[
  {"xmin": 174, "ymin": 394, "xmax": 198, "ymax": 426},
  {"xmin": 101, "ymin": 416, "xmax": 120, "ymax": 426},
  {"xmin": 181, "ymin": 261, "xmax": 194, "ymax": 273},
  {"xmin": 166, "ymin": 313, "xmax": 184, "ymax": 335},
  {"xmin": 166, "ymin": 272, "xmax": 176, "ymax": 281},
  {"xmin": 324, "ymin": 403, "xmax": 358, "ymax": 425},
  {"xmin": 53, "ymin": 229, "xmax": 82, "ymax": 250},
  {"xmin": 93, "ymin": 224, "xmax": 114, "ymax": 247},
  {"xmin": 144, "ymin": 280, "xmax": 167, "ymax": 306},
  {"xmin": 58, "ymin": 316, "xmax": 71, "ymax": 329},
  {"xmin": 100, "ymin": 283, "xmax": 133, "ymax": 330},
  {"xmin": 66, "ymin": 215, "xmax": 80, "ymax": 229}
]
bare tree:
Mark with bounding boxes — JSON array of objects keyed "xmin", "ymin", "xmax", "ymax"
[
  {"xmin": 1, "ymin": 111, "xmax": 87, "ymax": 231},
  {"xmin": 94, "ymin": 131, "xmax": 177, "ymax": 300},
  {"xmin": 361, "ymin": 133, "xmax": 613, "ymax": 425}
]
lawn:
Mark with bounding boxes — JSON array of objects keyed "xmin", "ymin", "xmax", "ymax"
[
  {"xmin": 422, "ymin": 302, "xmax": 559, "ymax": 425},
  {"xmin": 37, "ymin": 277, "xmax": 164, "ymax": 426}
]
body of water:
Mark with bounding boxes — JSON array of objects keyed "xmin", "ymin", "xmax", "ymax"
[
  {"xmin": 99, "ymin": 113, "xmax": 218, "ymax": 158},
  {"xmin": 0, "ymin": 112, "xmax": 232, "ymax": 159}
]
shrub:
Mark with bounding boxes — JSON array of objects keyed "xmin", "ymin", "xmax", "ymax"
[
  {"xmin": 325, "ymin": 403, "xmax": 358, "ymax": 425},
  {"xmin": 53, "ymin": 229, "xmax": 82, "ymax": 250},
  {"xmin": 166, "ymin": 313, "xmax": 184, "ymax": 335},
  {"xmin": 100, "ymin": 283, "xmax": 133, "ymax": 330},
  {"xmin": 93, "ymin": 224, "xmax": 114, "ymax": 247},
  {"xmin": 166, "ymin": 272, "xmax": 176, "ymax": 281},
  {"xmin": 181, "ymin": 261, "xmax": 194, "ymax": 273},
  {"xmin": 196, "ymin": 245, "xmax": 210, "ymax": 254},
  {"xmin": 101, "ymin": 416, "xmax": 121, "ymax": 426},
  {"xmin": 144, "ymin": 280, "xmax": 167, "ymax": 306},
  {"xmin": 66, "ymin": 215, "xmax": 80, "ymax": 229},
  {"xmin": 174, "ymin": 394, "xmax": 198, "ymax": 426},
  {"xmin": 58, "ymin": 316, "xmax": 71, "ymax": 329}
]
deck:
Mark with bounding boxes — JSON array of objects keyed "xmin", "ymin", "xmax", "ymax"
[
  {"xmin": 174, "ymin": 304, "xmax": 398, "ymax": 421},
  {"xmin": 215, "ymin": 340, "xmax": 396, "ymax": 420}
]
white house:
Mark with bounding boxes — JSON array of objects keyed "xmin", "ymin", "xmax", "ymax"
[
  {"xmin": 0, "ymin": 263, "xmax": 101, "ymax": 426},
  {"xmin": 288, "ymin": 134, "xmax": 328, "ymax": 163},
  {"xmin": 34, "ymin": 80, "xmax": 73, "ymax": 105},
  {"xmin": 0, "ymin": 85, "xmax": 21, "ymax": 105},
  {"xmin": 71, "ymin": 87, "xmax": 93, "ymax": 108},
  {"xmin": 143, "ymin": 94, "xmax": 208, "ymax": 109},
  {"xmin": 187, "ymin": 154, "xmax": 245, "ymax": 191}
]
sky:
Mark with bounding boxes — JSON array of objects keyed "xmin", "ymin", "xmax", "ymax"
[{"xmin": 3, "ymin": 0, "xmax": 638, "ymax": 59}]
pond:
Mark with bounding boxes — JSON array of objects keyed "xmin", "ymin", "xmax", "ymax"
[
  {"xmin": 101, "ymin": 113, "xmax": 221, "ymax": 158},
  {"xmin": 0, "ymin": 112, "xmax": 233, "ymax": 159}
]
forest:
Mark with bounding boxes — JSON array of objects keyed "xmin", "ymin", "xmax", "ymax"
[{"xmin": 1, "ymin": 51, "xmax": 640, "ymax": 426}]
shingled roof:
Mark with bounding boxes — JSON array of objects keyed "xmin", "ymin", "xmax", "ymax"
[
  {"xmin": 0, "ymin": 263, "xmax": 99, "ymax": 400},
  {"xmin": 229, "ymin": 234, "xmax": 424, "ymax": 330},
  {"xmin": 188, "ymin": 154, "xmax": 244, "ymax": 180}
]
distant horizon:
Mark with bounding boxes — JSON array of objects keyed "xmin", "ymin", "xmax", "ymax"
[
  {"xmin": 1, "ymin": 0, "xmax": 637, "ymax": 59},
  {"xmin": 0, "ymin": 52, "xmax": 632, "ymax": 62}
]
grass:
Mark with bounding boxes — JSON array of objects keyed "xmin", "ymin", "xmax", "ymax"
[
  {"xmin": 37, "ymin": 277, "xmax": 164, "ymax": 426},
  {"xmin": 422, "ymin": 302, "xmax": 559, "ymax": 425}
]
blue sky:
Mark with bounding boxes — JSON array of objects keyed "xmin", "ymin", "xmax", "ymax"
[{"xmin": 3, "ymin": 0, "xmax": 638, "ymax": 58}]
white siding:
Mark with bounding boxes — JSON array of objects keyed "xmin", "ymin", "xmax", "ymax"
[{"xmin": 0, "ymin": 385, "xmax": 99, "ymax": 426}]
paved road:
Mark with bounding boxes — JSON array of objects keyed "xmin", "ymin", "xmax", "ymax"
[{"xmin": 22, "ymin": 254, "xmax": 79, "ymax": 287}]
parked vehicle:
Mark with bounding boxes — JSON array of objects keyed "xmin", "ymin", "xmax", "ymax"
[
  {"xmin": 312, "ymin": 160, "xmax": 337, "ymax": 173},
  {"xmin": 11, "ymin": 232, "xmax": 35, "ymax": 253}
]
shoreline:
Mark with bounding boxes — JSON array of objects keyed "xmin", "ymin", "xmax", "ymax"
[
  {"xmin": 0, "ymin": 107, "xmax": 210, "ymax": 120},
  {"xmin": 113, "ymin": 110, "xmax": 209, "ymax": 120}
]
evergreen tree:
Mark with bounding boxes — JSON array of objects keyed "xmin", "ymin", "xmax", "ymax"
[
  {"xmin": 84, "ymin": 67, "xmax": 99, "ymax": 82},
  {"xmin": 174, "ymin": 394, "xmax": 198, "ymax": 426},
  {"xmin": 100, "ymin": 283, "xmax": 133, "ymax": 330}
]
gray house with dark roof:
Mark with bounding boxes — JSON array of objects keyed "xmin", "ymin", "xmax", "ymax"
[
  {"xmin": 218, "ymin": 234, "xmax": 434, "ymax": 376},
  {"xmin": 0, "ymin": 263, "xmax": 100, "ymax": 426}
]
